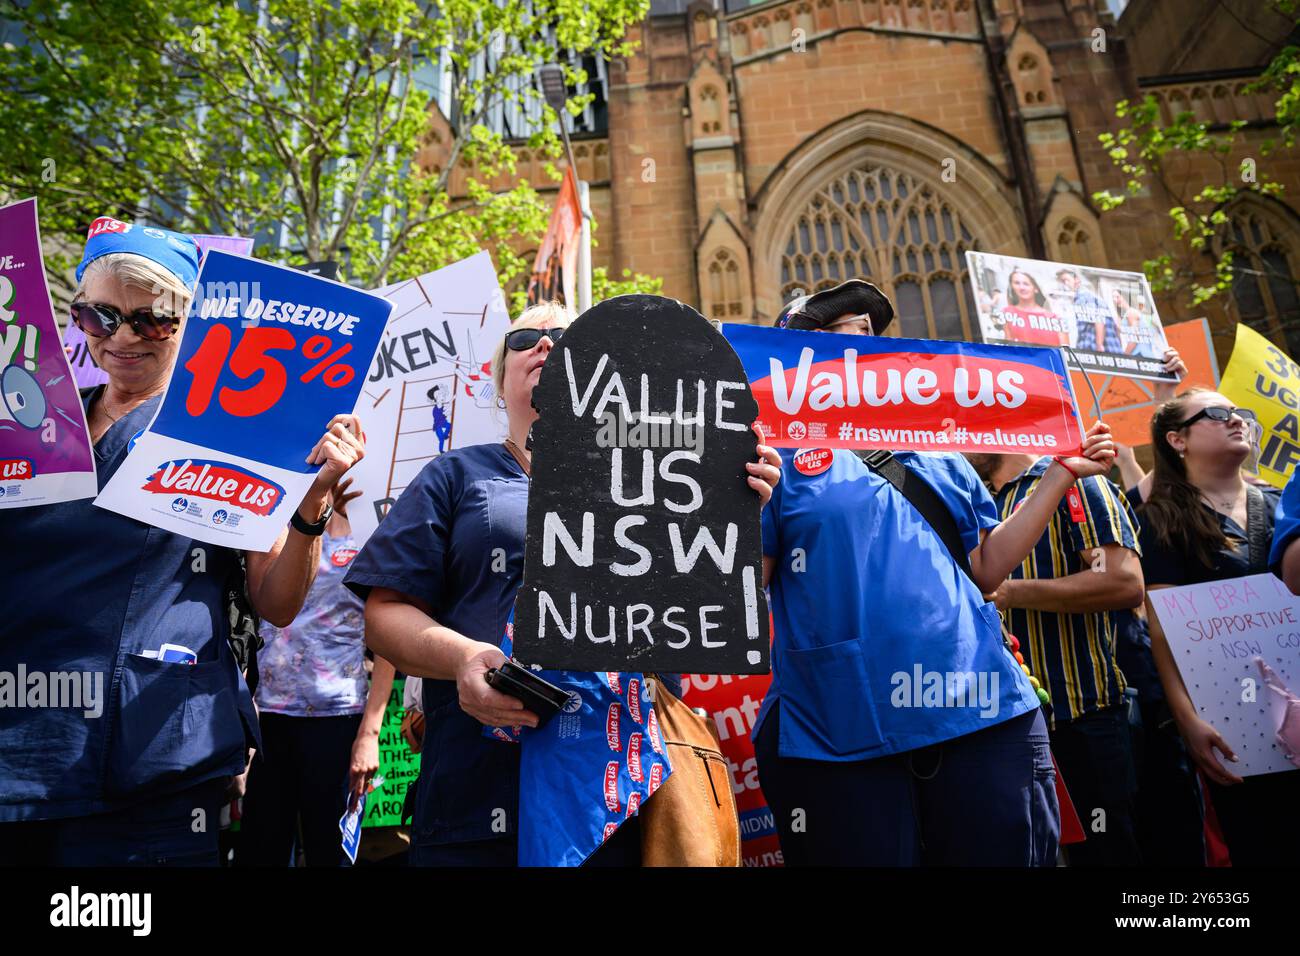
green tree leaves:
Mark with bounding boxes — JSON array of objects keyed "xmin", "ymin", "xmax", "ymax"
[{"xmin": 0, "ymin": 0, "xmax": 658, "ymax": 301}]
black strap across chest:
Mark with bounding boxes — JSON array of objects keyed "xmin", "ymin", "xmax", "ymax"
[
  {"xmin": 854, "ymin": 450, "xmax": 974, "ymax": 581},
  {"xmin": 1244, "ymin": 483, "xmax": 1271, "ymax": 574}
]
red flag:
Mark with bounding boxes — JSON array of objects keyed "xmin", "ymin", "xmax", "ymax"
[{"xmin": 527, "ymin": 167, "xmax": 582, "ymax": 309}]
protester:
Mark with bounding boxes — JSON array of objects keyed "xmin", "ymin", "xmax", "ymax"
[
  {"xmin": 1138, "ymin": 389, "xmax": 1300, "ymax": 864},
  {"xmin": 1270, "ymin": 466, "xmax": 1300, "ymax": 594},
  {"xmin": 1085, "ymin": 350, "xmax": 1208, "ymax": 864},
  {"xmin": 755, "ymin": 278, "xmax": 1117, "ymax": 866},
  {"xmin": 1001, "ymin": 268, "xmax": 1067, "ymax": 346},
  {"xmin": 0, "ymin": 218, "xmax": 365, "ymax": 866},
  {"xmin": 238, "ymin": 478, "xmax": 397, "ymax": 867},
  {"xmin": 344, "ymin": 301, "xmax": 782, "ymax": 866},
  {"xmin": 967, "ymin": 452, "xmax": 1145, "ymax": 865},
  {"xmin": 1056, "ymin": 268, "xmax": 1121, "ymax": 354}
]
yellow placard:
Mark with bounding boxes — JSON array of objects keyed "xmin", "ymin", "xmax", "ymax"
[{"xmin": 1219, "ymin": 323, "xmax": 1300, "ymax": 488}]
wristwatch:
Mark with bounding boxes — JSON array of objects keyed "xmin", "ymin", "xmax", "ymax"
[{"xmin": 291, "ymin": 502, "xmax": 333, "ymax": 536}]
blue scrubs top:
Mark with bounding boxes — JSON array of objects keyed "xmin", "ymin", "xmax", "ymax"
[
  {"xmin": 1269, "ymin": 468, "xmax": 1300, "ymax": 576},
  {"xmin": 755, "ymin": 450, "xmax": 1040, "ymax": 761},
  {"xmin": 344, "ymin": 443, "xmax": 527, "ymax": 846},
  {"xmin": 0, "ymin": 391, "xmax": 258, "ymax": 822}
]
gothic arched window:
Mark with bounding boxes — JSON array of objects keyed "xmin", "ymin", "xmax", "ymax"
[
  {"xmin": 778, "ymin": 163, "xmax": 981, "ymax": 339},
  {"xmin": 1224, "ymin": 203, "xmax": 1300, "ymax": 356},
  {"xmin": 706, "ymin": 248, "xmax": 745, "ymax": 322}
]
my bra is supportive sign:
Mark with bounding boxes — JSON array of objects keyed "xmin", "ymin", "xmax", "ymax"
[{"xmin": 721, "ymin": 324, "xmax": 1083, "ymax": 455}]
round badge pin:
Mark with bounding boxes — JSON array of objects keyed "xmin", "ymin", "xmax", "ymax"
[{"xmin": 792, "ymin": 448, "xmax": 834, "ymax": 476}]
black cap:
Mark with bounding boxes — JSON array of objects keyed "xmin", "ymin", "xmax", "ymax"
[{"xmin": 775, "ymin": 279, "xmax": 895, "ymax": 334}]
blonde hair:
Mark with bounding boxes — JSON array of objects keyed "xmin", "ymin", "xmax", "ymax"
[
  {"xmin": 491, "ymin": 301, "xmax": 572, "ymax": 397},
  {"xmin": 74, "ymin": 252, "xmax": 193, "ymax": 317}
]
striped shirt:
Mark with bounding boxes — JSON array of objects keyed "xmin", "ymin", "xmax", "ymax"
[{"xmin": 991, "ymin": 458, "xmax": 1141, "ymax": 723}]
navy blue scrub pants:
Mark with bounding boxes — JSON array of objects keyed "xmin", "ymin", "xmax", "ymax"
[
  {"xmin": 238, "ymin": 712, "xmax": 360, "ymax": 867},
  {"xmin": 0, "ymin": 779, "xmax": 227, "ymax": 867},
  {"xmin": 755, "ymin": 704, "xmax": 1058, "ymax": 866},
  {"xmin": 1048, "ymin": 705, "xmax": 1142, "ymax": 866}
]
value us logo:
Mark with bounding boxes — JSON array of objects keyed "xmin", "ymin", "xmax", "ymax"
[{"xmin": 141, "ymin": 459, "xmax": 284, "ymax": 516}]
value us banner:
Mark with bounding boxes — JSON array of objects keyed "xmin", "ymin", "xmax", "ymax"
[
  {"xmin": 1220, "ymin": 323, "xmax": 1300, "ymax": 489},
  {"xmin": 94, "ymin": 251, "xmax": 391, "ymax": 550},
  {"xmin": 0, "ymin": 198, "xmax": 97, "ymax": 508},
  {"xmin": 721, "ymin": 323, "xmax": 1084, "ymax": 455}
]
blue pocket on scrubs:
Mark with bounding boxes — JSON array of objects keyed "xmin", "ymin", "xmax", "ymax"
[
  {"xmin": 105, "ymin": 654, "xmax": 245, "ymax": 798},
  {"xmin": 780, "ymin": 638, "xmax": 886, "ymax": 757}
]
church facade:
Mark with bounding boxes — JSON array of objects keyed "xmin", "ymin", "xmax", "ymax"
[{"xmin": 499, "ymin": 0, "xmax": 1299, "ymax": 366}]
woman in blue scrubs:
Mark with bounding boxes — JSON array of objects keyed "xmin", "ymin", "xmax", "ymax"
[
  {"xmin": 754, "ymin": 279, "xmax": 1117, "ymax": 866},
  {"xmin": 346, "ymin": 302, "xmax": 782, "ymax": 865},
  {"xmin": 0, "ymin": 219, "xmax": 366, "ymax": 866}
]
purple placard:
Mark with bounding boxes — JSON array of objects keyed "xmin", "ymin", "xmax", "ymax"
[{"xmin": 0, "ymin": 198, "xmax": 97, "ymax": 507}]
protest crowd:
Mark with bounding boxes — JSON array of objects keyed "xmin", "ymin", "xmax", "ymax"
[{"xmin": 3, "ymin": 212, "xmax": 1300, "ymax": 871}]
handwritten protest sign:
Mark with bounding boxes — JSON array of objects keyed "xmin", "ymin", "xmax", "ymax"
[
  {"xmin": 1220, "ymin": 323, "xmax": 1300, "ymax": 489},
  {"xmin": 363, "ymin": 678, "xmax": 419, "ymax": 829},
  {"xmin": 722, "ymin": 323, "xmax": 1083, "ymax": 455},
  {"xmin": 512, "ymin": 294, "xmax": 770, "ymax": 675},
  {"xmin": 966, "ymin": 251, "xmax": 1173, "ymax": 383},
  {"xmin": 0, "ymin": 198, "xmax": 97, "ymax": 509},
  {"xmin": 94, "ymin": 251, "xmax": 390, "ymax": 550},
  {"xmin": 348, "ymin": 252, "xmax": 510, "ymax": 545},
  {"xmin": 1149, "ymin": 572, "xmax": 1300, "ymax": 777},
  {"xmin": 63, "ymin": 234, "xmax": 254, "ymax": 390},
  {"xmin": 1070, "ymin": 318, "xmax": 1220, "ymax": 446}
]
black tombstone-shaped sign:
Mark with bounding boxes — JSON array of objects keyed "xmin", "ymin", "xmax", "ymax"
[{"xmin": 512, "ymin": 294, "xmax": 770, "ymax": 675}]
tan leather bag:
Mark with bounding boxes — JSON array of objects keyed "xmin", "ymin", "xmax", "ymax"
[{"xmin": 639, "ymin": 677, "xmax": 741, "ymax": 867}]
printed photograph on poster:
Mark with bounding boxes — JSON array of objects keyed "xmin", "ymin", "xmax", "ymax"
[
  {"xmin": 965, "ymin": 251, "xmax": 1174, "ymax": 383},
  {"xmin": 348, "ymin": 251, "xmax": 511, "ymax": 546},
  {"xmin": 94, "ymin": 250, "xmax": 391, "ymax": 550},
  {"xmin": 1149, "ymin": 572, "xmax": 1300, "ymax": 777},
  {"xmin": 0, "ymin": 198, "xmax": 98, "ymax": 509}
]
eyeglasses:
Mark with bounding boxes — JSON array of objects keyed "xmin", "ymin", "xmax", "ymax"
[
  {"xmin": 505, "ymin": 327, "xmax": 565, "ymax": 351},
  {"xmin": 1177, "ymin": 405, "xmax": 1258, "ymax": 429},
  {"xmin": 69, "ymin": 301, "xmax": 180, "ymax": 341},
  {"xmin": 821, "ymin": 313, "xmax": 874, "ymax": 335}
]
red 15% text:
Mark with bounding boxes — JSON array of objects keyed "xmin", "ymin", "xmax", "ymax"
[{"xmin": 184, "ymin": 326, "xmax": 355, "ymax": 417}]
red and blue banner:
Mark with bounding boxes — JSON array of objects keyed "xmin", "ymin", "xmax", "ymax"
[
  {"xmin": 94, "ymin": 250, "xmax": 391, "ymax": 550},
  {"xmin": 721, "ymin": 323, "xmax": 1084, "ymax": 456},
  {"xmin": 681, "ymin": 670, "xmax": 782, "ymax": 867}
]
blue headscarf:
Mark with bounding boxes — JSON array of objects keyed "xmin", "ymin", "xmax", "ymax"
[{"xmin": 76, "ymin": 216, "xmax": 201, "ymax": 290}]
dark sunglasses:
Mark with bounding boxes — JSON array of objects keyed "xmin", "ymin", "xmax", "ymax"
[
  {"xmin": 1177, "ymin": 405, "xmax": 1257, "ymax": 429},
  {"xmin": 69, "ymin": 301, "xmax": 180, "ymax": 341},
  {"xmin": 505, "ymin": 327, "xmax": 565, "ymax": 351}
]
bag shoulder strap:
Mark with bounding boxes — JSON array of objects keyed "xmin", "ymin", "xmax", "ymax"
[
  {"xmin": 855, "ymin": 450, "xmax": 974, "ymax": 582},
  {"xmin": 1245, "ymin": 483, "xmax": 1271, "ymax": 574}
]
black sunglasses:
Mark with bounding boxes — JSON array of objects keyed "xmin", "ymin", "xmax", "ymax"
[
  {"xmin": 504, "ymin": 327, "xmax": 565, "ymax": 351},
  {"xmin": 1177, "ymin": 405, "xmax": 1257, "ymax": 429},
  {"xmin": 70, "ymin": 301, "xmax": 180, "ymax": 341}
]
